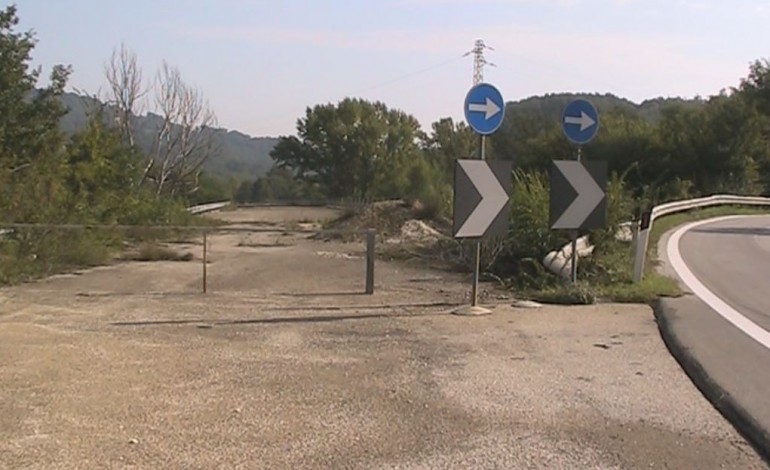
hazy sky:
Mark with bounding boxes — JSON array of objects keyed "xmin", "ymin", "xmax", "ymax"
[{"xmin": 17, "ymin": 0, "xmax": 770, "ymax": 137}]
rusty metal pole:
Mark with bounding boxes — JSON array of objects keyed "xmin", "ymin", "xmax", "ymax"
[
  {"xmin": 365, "ymin": 229, "xmax": 375, "ymax": 294},
  {"xmin": 202, "ymin": 232, "xmax": 208, "ymax": 294}
]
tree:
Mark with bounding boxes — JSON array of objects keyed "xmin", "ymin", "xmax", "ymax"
[
  {"xmin": 0, "ymin": 5, "xmax": 71, "ymax": 222},
  {"xmin": 740, "ymin": 59, "xmax": 770, "ymax": 113},
  {"xmin": 103, "ymin": 46, "xmax": 218, "ymax": 198},
  {"xmin": 146, "ymin": 62, "xmax": 218, "ymax": 196},
  {"xmin": 271, "ymin": 98, "xmax": 424, "ymax": 200},
  {"xmin": 63, "ymin": 116, "xmax": 140, "ymax": 223},
  {"xmin": 737, "ymin": 59, "xmax": 770, "ymax": 191},
  {"xmin": 422, "ymin": 118, "xmax": 476, "ymax": 182},
  {"xmin": 652, "ymin": 95, "xmax": 765, "ymax": 197},
  {"xmin": 104, "ymin": 43, "xmax": 145, "ymax": 149}
]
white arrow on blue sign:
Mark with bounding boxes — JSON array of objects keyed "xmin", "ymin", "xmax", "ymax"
[
  {"xmin": 562, "ymin": 98, "xmax": 599, "ymax": 145},
  {"xmin": 464, "ymin": 83, "xmax": 505, "ymax": 135}
]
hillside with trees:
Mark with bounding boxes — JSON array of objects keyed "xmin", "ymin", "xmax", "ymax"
[
  {"xmin": 58, "ymin": 89, "xmax": 697, "ymax": 203},
  {"xmin": 58, "ymin": 92, "xmax": 278, "ymax": 186},
  {"xmin": 0, "ymin": 6, "xmax": 207, "ymax": 283}
]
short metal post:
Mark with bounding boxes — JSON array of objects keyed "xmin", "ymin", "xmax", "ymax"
[
  {"xmin": 365, "ymin": 229, "xmax": 375, "ymax": 294},
  {"xmin": 471, "ymin": 242, "xmax": 481, "ymax": 306},
  {"xmin": 571, "ymin": 231, "xmax": 578, "ymax": 284},
  {"xmin": 633, "ymin": 228, "xmax": 649, "ymax": 283},
  {"xmin": 202, "ymin": 232, "xmax": 208, "ymax": 294}
]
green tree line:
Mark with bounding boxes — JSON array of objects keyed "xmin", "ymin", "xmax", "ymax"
[
  {"xmin": 237, "ymin": 59, "xmax": 770, "ymax": 218},
  {"xmin": 242, "ymin": 55, "xmax": 770, "ymax": 291},
  {"xmin": 252, "ymin": 65, "xmax": 770, "ymax": 211}
]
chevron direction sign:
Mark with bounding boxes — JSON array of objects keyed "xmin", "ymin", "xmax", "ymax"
[
  {"xmin": 453, "ymin": 160, "xmax": 511, "ymax": 239},
  {"xmin": 550, "ymin": 160, "xmax": 607, "ymax": 230}
]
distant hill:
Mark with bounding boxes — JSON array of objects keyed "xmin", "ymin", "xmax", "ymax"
[
  {"xmin": 58, "ymin": 92, "xmax": 278, "ymax": 181},
  {"xmin": 57, "ymin": 91, "xmax": 702, "ymax": 182},
  {"xmin": 504, "ymin": 92, "xmax": 704, "ymax": 124}
]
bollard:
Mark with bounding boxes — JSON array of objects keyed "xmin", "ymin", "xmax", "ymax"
[
  {"xmin": 202, "ymin": 232, "xmax": 208, "ymax": 293},
  {"xmin": 365, "ymin": 228, "xmax": 375, "ymax": 294},
  {"xmin": 633, "ymin": 228, "xmax": 650, "ymax": 283}
]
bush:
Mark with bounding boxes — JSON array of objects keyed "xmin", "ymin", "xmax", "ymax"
[
  {"xmin": 125, "ymin": 242, "xmax": 194, "ymax": 262},
  {"xmin": 0, "ymin": 227, "xmax": 119, "ymax": 283},
  {"xmin": 403, "ymin": 159, "xmax": 451, "ymax": 221},
  {"xmin": 526, "ymin": 282, "xmax": 597, "ymax": 305},
  {"xmin": 488, "ymin": 170, "xmax": 569, "ymax": 289}
]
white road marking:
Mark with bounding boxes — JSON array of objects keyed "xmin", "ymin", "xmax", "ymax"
[{"xmin": 668, "ymin": 215, "xmax": 770, "ymax": 350}]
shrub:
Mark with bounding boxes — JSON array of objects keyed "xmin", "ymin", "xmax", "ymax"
[
  {"xmin": 489, "ymin": 170, "xmax": 569, "ymax": 289},
  {"xmin": 126, "ymin": 242, "xmax": 194, "ymax": 262}
]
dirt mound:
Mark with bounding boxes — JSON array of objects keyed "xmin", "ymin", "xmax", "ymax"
[
  {"xmin": 318, "ymin": 200, "xmax": 452, "ymax": 247},
  {"xmin": 320, "ymin": 200, "xmax": 414, "ymax": 239},
  {"xmin": 386, "ymin": 219, "xmax": 445, "ymax": 245}
]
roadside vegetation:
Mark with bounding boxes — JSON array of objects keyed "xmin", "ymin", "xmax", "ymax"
[
  {"xmin": 252, "ymin": 49, "xmax": 770, "ymax": 303},
  {"xmin": 0, "ymin": 6, "xmax": 209, "ymax": 284},
  {"xmin": 5, "ymin": 5, "xmax": 770, "ymax": 299}
]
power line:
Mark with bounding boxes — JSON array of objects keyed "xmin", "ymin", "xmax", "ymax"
[{"xmin": 349, "ymin": 55, "xmax": 466, "ymax": 96}]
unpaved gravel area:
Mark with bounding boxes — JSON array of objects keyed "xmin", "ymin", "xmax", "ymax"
[{"xmin": 0, "ymin": 206, "xmax": 765, "ymax": 469}]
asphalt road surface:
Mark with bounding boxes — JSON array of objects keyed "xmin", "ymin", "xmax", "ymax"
[
  {"xmin": 0, "ymin": 206, "xmax": 766, "ymax": 469},
  {"xmin": 659, "ymin": 214, "xmax": 770, "ymax": 460}
]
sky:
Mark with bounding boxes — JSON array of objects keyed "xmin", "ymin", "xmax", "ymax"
[{"xmin": 16, "ymin": 0, "xmax": 770, "ymax": 137}]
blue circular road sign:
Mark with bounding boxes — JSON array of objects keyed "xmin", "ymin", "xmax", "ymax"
[
  {"xmin": 562, "ymin": 99, "xmax": 599, "ymax": 145},
  {"xmin": 464, "ymin": 83, "xmax": 505, "ymax": 135}
]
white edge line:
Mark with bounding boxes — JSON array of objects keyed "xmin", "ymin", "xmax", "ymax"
[{"xmin": 667, "ymin": 215, "xmax": 770, "ymax": 350}]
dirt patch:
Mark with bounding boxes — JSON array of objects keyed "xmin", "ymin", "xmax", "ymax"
[{"xmin": 211, "ymin": 205, "xmax": 342, "ymax": 226}]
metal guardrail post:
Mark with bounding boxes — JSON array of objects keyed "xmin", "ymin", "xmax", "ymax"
[
  {"xmin": 365, "ymin": 229, "xmax": 375, "ymax": 295},
  {"xmin": 633, "ymin": 228, "xmax": 649, "ymax": 282}
]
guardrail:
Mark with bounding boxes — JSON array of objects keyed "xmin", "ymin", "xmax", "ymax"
[
  {"xmin": 543, "ymin": 194, "xmax": 770, "ymax": 281},
  {"xmin": 632, "ymin": 194, "xmax": 770, "ymax": 282},
  {"xmin": 187, "ymin": 201, "xmax": 231, "ymax": 214}
]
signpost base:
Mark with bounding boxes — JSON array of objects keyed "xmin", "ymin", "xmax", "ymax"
[{"xmin": 451, "ymin": 305, "xmax": 492, "ymax": 316}]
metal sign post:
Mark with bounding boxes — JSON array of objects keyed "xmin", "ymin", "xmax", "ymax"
[
  {"xmin": 571, "ymin": 146, "xmax": 583, "ymax": 284},
  {"xmin": 452, "ymin": 82, "xmax": 508, "ymax": 315},
  {"xmin": 550, "ymin": 99, "xmax": 606, "ymax": 284},
  {"xmin": 470, "ymin": 134, "xmax": 487, "ymax": 307}
]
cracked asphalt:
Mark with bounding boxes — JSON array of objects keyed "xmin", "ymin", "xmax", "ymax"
[{"xmin": 0, "ymin": 206, "xmax": 764, "ymax": 469}]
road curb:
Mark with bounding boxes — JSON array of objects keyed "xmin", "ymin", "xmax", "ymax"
[{"xmin": 653, "ymin": 297, "xmax": 770, "ymax": 462}]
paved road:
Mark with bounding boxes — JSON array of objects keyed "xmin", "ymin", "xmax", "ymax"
[
  {"xmin": 0, "ymin": 204, "xmax": 765, "ymax": 468},
  {"xmin": 657, "ymin": 214, "xmax": 770, "ymax": 461}
]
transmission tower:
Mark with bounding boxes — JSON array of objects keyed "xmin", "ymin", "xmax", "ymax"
[{"xmin": 463, "ymin": 39, "xmax": 496, "ymax": 85}]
